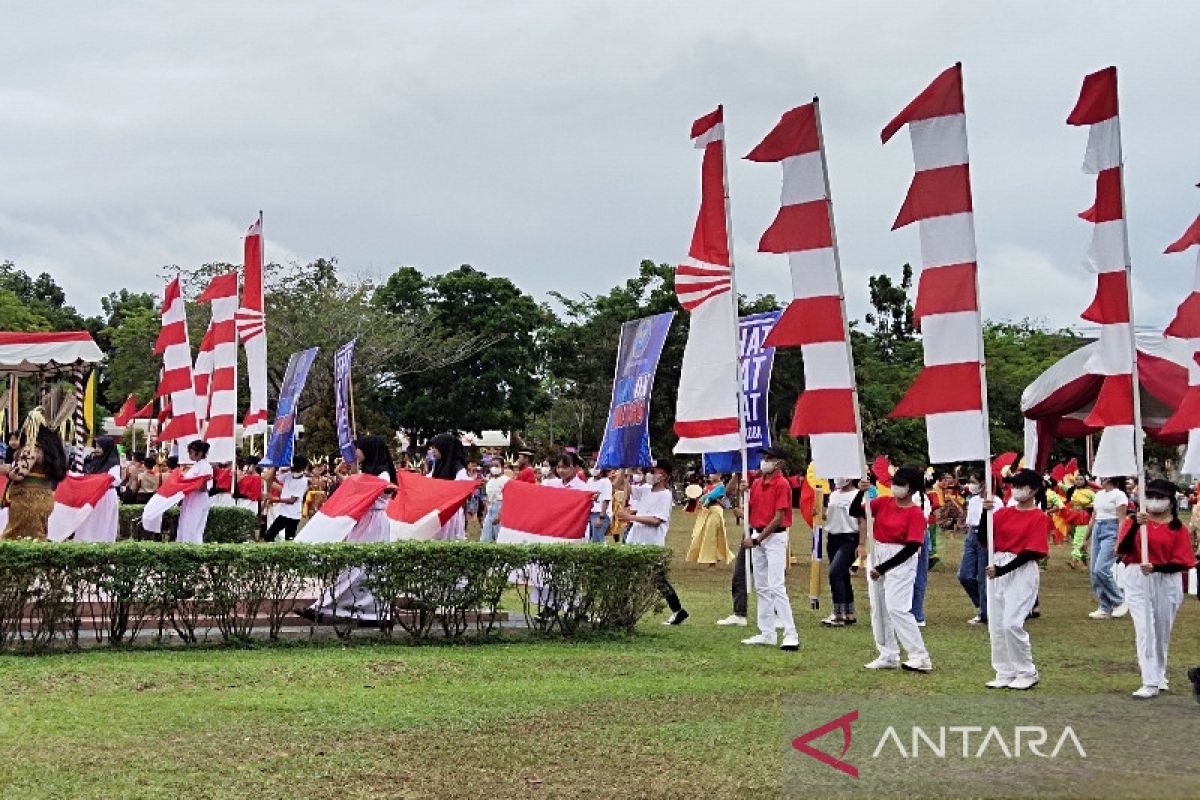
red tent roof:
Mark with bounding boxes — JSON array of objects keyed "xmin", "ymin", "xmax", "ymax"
[{"xmin": 0, "ymin": 331, "xmax": 104, "ymax": 374}]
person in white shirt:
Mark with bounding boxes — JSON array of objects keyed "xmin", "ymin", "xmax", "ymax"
[
  {"xmin": 1083, "ymin": 475, "xmax": 1129, "ymax": 619},
  {"xmin": 264, "ymin": 457, "xmax": 310, "ymax": 541},
  {"xmin": 481, "ymin": 462, "xmax": 509, "ymax": 542},
  {"xmin": 820, "ymin": 478, "xmax": 864, "ymax": 627},
  {"xmin": 543, "ymin": 454, "xmax": 589, "ymax": 491},
  {"xmin": 617, "ymin": 459, "xmax": 688, "ymax": 626},
  {"xmin": 586, "ymin": 467, "xmax": 613, "ymax": 544}
]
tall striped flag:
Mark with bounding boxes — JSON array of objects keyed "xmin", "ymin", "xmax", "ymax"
[
  {"xmin": 196, "ymin": 271, "xmax": 239, "ymax": 463},
  {"xmin": 153, "ymin": 278, "xmax": 199, "ymax": 452},
  {"xmin": 881, "ymin": 64, "xmax": 990, "ymax": 464},
  {"xmin": 236, "ymin": 216, "xmax": 268, "ymax": 434},
  {"xmin": 748, "ymin": 100, "xmax": 866, "ymax": 479},
  {"xmin": 1068, "ymin": 67, "xmax": 1140, "ymax": 478},
  {"xmin": 673, "ymin": 106, "xmax": 744, "ymax": 454},
  {"xmin": 1159, "ymin": 208, "xmax": 1200, "ymax": 472}
]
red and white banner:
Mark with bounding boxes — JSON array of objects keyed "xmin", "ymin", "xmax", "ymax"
[
  {"xmin": 154, "ymin": 278, "xmax": 199, "ymax": 454},
  {"xmin": 1160, "ymin": 211, "xmax": 1200, "ymax": 472},
  {"xmin": 296, "ymin": 473, "xmax": 391, "ymax": 543},
  {"xmin": 496, "ymin": 479, "xmax": 594, "ymax": 544},
  {"xmin": 749, "ymin": 101, "xmax": 865, "ymax": 479},
  {"xmin": 47, "ymin": 473, "xmax": 115, "ymax": 542},
  {"xmin": 1068, "ymin": 67, "xmax": 1138, "ymax": 477},
  {"xmin": 673, "ymin": 107, "xmax": 744, "ymax": 454},
  {"xmin": 387, "ymin": 470, "xmax": 480, "ymax": 541},
  {"xmin": 236, "ymin": 217, "xmax": 268, "ymax": 434},
  {"xmin": 141, "ymin": 470, "xmax": 212, "ymax": 534},
  {"xmin": 112, "ymin": 394, "xmax": 139, "ymax": 428},
  {"xmin": 881, "ymin": 64, "xmax": 989, "ymax": 464},
  {"xmin": 196, "ymin": 271, "xmax": 239, "ymax": 463}
]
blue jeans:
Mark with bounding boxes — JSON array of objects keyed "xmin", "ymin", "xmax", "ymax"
[
  {"xmin": 911, "ymin": 528, "xmax": 932, "ymax": 622},
  {"xmin": 589, "ymin": 512, "xmax": 611, "ymax": 544},
  {"xmin": 957, "ymin": 525, "xmax": 988, "ymax": 620},
  {"xmin": 481, "ymin": 501, "xmax": 502, "ymax": 542},
  {"xmin": 1089, "ymin": 518, "xmax": 1124, "ymax": 611}
]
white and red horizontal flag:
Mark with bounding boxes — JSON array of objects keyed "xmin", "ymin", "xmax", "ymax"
[
  {"xmin": 141, "ymin": 470, "xmax": 212, "ymax": 534},
  {"xmin": 296, "ymin": 473, "xmax": 391, "ymax": 543},
  {"xmin": 155, "ymin": 278, "xmax": 199, "ymax": 451},
  {"xmin": 496, "ymin": 479, "xmax": 594, "ymax": 544},
  {"xmin": 1160, "ymin": 209, "xmax": 1200, "ymax": 472},
  {"xmin": 47, "ymin": 473, "xmax": 115, "ymax": 542},
  {"xmin": 387, "ymin": 470, "xmax": 480, "ymax": 540}
]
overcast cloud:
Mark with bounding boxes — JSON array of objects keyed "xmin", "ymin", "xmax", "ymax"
[{"xmin": 1, "ymin": 2, "xmax": 1197, "ymax": 330}]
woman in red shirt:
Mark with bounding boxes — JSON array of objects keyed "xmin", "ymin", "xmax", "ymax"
[
  {"xmin": 982, "ymin": 469, "xmax": 1049, "ymax": 690},
  {"xmin": 855, "ymin": 465, "xmax": 931, "ymax": 673},
  {"xmin": 1116, "ymin": 478, "xmax": 1196, "ymax": 699}
]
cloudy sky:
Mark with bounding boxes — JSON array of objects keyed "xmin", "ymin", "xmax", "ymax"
[{"xmin": 1, "ymin": 2, "xmax": 1198, "ymax": 329}]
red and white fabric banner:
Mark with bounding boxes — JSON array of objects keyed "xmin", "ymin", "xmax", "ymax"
[
  {"xmin": 496, "ymin": 479, "xmax": 594, "ymax": 544},
  {"xmin": 236, "ymin": 217, "xmax": 268, "ymax": 434},
  {"xmin": 296, "ymin": 473, "xmax": 391, "ymax": 543},
  {"xmin": 1160, "ymin": 212, "xmax": 1200, "ymax": 471},
  {"xmin": 47, "ymin": 473, "xmax": 115, "ymax": 542},
  {"xmin": 153, "ymin": 278, "xmax": 199, "ymax": 453},
  {"xmin": 881, "ymin": 64, "xmax": 988, "ymax": 464},
  {"xmin": 196, "ymin": 271, "xmax": 239, "ymax": 463},
  {"xmin": 112, "ymin": 394, "xmax": 139, "ymax": 428},
  {"xmin": 1068, "ymin": 66, "xmax": 1138, "ymax": 477},
  {"xmin": 141, "ymin": 469, "xmax": 211, "ymax": 534},
  {"xmin": 673, "ymin": 106, "xmax": 744, "ymax": 453},
  {"xmin": 748, "ymin": 101, "xmax": 865, "ymax": 479},
  {"xmin": 387, "ymin": 470, "xmax": 480, "ymax": 541}
]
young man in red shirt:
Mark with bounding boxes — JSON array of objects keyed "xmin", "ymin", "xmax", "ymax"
[
  {"xmin": 740, "ymin": 446, "xmax": 798, "ymax": 652},
  {"xmin": 514, "ymin": 450, "xmax": 538, "ymax": 484}
]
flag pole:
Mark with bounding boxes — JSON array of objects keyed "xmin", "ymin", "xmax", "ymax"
[{"xmin": 258, "ymin": 209, "xmax": 269, "ymax": 459}]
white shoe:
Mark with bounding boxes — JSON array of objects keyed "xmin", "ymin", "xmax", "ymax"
[
  {"xmin": 779, "ymin": 633, "xmax": 799, "ymax": 652},
  {"xmin": 1159, "ymin": 678, "xmax": 1170, "ymax": 692},
  {"xmin": 967, "ymin": 615, "xmax": 983, "ymax": 625},
  {"xmin": 716, "ymin": 614, "xmax": 748, "ymax": 627},
  {"xmin": 986, "ymin": 677, "xmax": 1013, "ymax": 689},
  {"xmin": 1132, "ymin": 685, "xmax": 1160, "ymax": 699},
  {"xmin": 1008, "ymin": 676, "xmax": 1039, "ymax": 690},
  {"xmin": 741, "ymin": 634, "xmax": 777, "ymax": 646},
  {"xmin": 1111, "ymin": 603, "xmax": 1129, "ymax": 618},
  {"xmin": 901, "ymin": 658, "xmax": 933, "ymax": 673},
  {"xmin": 864, "ymin": 657, "xmax": 900, "ymax": 670},
  {"xmin": 1088, "ymin": 608, "xmax": 1112, "ymax": 619},
  {"xmin": 915, "ymin": 620, "xmax": 927, "ymax": 628}
]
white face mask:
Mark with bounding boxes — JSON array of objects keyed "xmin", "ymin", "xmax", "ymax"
[
  {"xmin": 590, "ymin": 468, "xmax": 600, "ymax": 478},
  {"xmin": 759, "ymin": 459, "xmax": 778, "ymax": 474},
  {"xmin": 631, "ymin": 474, "xmax": 644, "ymax": 484},
  {"xmin": 539, "ymin": 466, "xmax": 551, "ymax": 477},
  {"xmin": 967, "ymin": 483, "xmax": 982, "ymax": 495},
  {"xmin": 489, "ymin": 466, "xmax": 502, "ymax": 476},
  {"xmin": 646, "ymin": 473, "xmax": 663, "ymax": 486},
  {"xmin": 1012, "ymin": 487, "xmax": 1034, "ymax": 503},
  {"xmin": 892, "ymin": 486, "xmax": 911, "ymax": 500},
  {"xmin": 1145, "ymin": 497, "xmax": 1170, "ymax": 514}
]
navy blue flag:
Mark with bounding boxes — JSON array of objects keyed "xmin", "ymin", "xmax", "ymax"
[
  {"xmin": 262, "ymin": 346, "xmax": 319, "ymax": 468},
  {"xmin": 595, "ymin": 311, "xmax": 675, "ymax": 469},
  {"xmin": 703, "ymin": 310, "xmax": 780, "ymax": 474},
  {"xmin": 333, "ymin": 338, "xmax": 356, "ymax": 465}
]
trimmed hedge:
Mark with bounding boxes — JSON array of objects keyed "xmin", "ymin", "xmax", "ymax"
[
  {"xmin": 117, "ymin": 505, "xmax": 259, "ymax": 543},
  {"xmin": 0, "ymin": 540, "xmax": 669, "ymax": 652}
]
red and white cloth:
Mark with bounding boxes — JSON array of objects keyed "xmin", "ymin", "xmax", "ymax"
[
  {"xmin": 196, "ymin": 272, "xmax": 239, "ymax": 463},
  {"xmin": 236, "ymin": 218, "xmax": 268, "ymax": 434},
  {"xmin": 112, "ymin": 394, "xmax": 139, "ymax": 428},
  {"xmin": 154, "ymin": 278, "xmax": 199, "ymax": 454},
  {"xmin": 749, "ymin": 102, "xmax": 865, "ymax": 479},
  {"xmin": 495, "ymin": 479, "xmax": 594, "ymax": 544},
  {"xmin": 141, "ymin": 469, "xmax": 212, "ymax": 534},
  {"xmin": 47, "ymin": 473, "xmax": 116, "ymax": 542},
  {"xmin": 1068, "ymin": 67, "xmax": 1138, "ymax": 478},
  {"xmin": 881, "ymin": 64, "xmax": 988, "ymax": 464},
  {"xmin": 296, "ymin": 473, "xmax": 391, "ymax": 543},
  {"xmin": 387, "ymin": 470, "xmax": 480, "ymax": 541},
  {"xmin": 673, "ymin": 106, "xmax": 744, "ymax": 454},
  {"xmin": 1160, "ymin": 212, "xmax": 1200, "ymax": 472}
]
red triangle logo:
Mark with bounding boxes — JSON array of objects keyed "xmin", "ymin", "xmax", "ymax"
[{"xmin": 791, "ymin": 709, "xmax": 858, "ymax": 779}]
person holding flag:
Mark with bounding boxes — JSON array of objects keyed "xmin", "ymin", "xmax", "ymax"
[
  {"xmin": 618, "ymin": 459, "xmax": 689, "ymax": 626},
  {"xmin": 737, "ymin": 447, "xmax": 798, "ymax": 651},
  {"xmin": 175, "ymin": 440, "xmax": 213, "ymax": 544},
  {"xmin": 73, "ymin": 436, "xmax": 122, "ymax": 543}
]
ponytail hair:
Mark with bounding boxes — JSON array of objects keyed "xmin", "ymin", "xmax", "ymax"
[{"xmin": 1169, "ymin": 494, "xmax": 1183, "ymax": 530}]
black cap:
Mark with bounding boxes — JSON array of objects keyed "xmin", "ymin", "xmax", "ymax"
[
  {"xmin": 1145, "ymin": 478, "xmax": 1177, "ymax": 498},
  {"xmin": 759, "ymin": 446, "xmax": 787, "ymax": 460},
  {"xmin": 653, "ymin": 458, "xmax": 674, "ymax": 476},
  {"xmin": 1003, "ymin": 468, "xmax": 1042, "ymax": 489}
]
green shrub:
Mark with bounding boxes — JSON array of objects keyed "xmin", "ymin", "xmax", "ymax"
[
  {"xmin": 0, "ymin": 541, "xmax": 669, "ymax": 652},
  {"xmin": 117, "ymin": 505, "xmax": 259, "ymax": 544}
]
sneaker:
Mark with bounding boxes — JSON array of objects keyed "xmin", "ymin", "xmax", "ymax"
[
  {"xmin": 775, "ymin": 621, "xmax": 786, "ymax": 630},
  {"xmin": 1111, "ymin": 603, "xmax": 1129, "ymax": 618},
  {"xmin": 967, "ymin": 615, "xmax": 983, "ymax": 625},
  {"xmin": 901, "ymin": 659, "xmax": 933, "ymax": 674},
  {"xmin": 1087, "ymin": 608, "xmax": 1112, "ymax": 619},
  {"xmin": 864, "ymin": 657, "xmax": 900, "ymax": 670},
  {"xmin": 1187, "ymin": 666, "xmax": 1200, "ymax": 704},
  {"xmin": 779, "ymin": 633, "xmax": 799, "ymax": 652},
  {"xmin": 820, "ymin": 615, "xmax": 845, "ymax": 627},
  {"xmin": 1131, "ymin": 685, "xmax": 1160, "ymax": 699},
  {"xmin": 716, "ymin": 614, "xmax": 748, "ymax": 627},
  {"xmin": 1008, "ymin": 676, "xmax": 1040, "ymax": 691},
  {"xmin": 842, "ymin": 616, "xmax": 858, "ymax": 625},
  {"xmin": 915, "ymin": 619, "xmax": 927, "ymax": 628},
  {"xmin": 1158, "ymin": 678, "xmax": 1169, "ymax": 693},
  {"xmin": 741, "ymin": 634, "xmax": 777, "ymax": 646},
  {"xmin": 986, "ymin": 677, "xmax": 1013, "ymax": 689},
  {"xmin": 663, "ymin": 609, "xmax": 689, "ymax": 626}
]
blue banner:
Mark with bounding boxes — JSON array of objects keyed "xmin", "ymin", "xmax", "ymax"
[
  {"xmin": 262, "ymin": 346, "xmax": 319, "ymax": 468},
  {"xmin": 333, "ymin": 338, "xmax": 356, "ymax": 465},
  {"xmin": 595, "ymin": 311, "xmax": 675, "ymax": 469},
  {"xmin": 703, "ymin": 310, "xmax": 780, "ymax": 475}
]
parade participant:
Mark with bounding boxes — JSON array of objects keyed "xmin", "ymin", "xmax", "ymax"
[
  {"xmin": 0, "ymin": 407, "xmax": 68, "ymax": 541},
  {"xmin": 820, "ymin": 478, "xmax": 863, "ymax": 627},
  {"xmin": 481, "ymin": 461, "xmax": 509, "ymax": 542},
  {"xmin": 74, "ymin": 436, "xmax": 121, "ymax": 543},
  {"xmin": 686, "ymin": 471, "xmax": 731, "ymax": 566},
  {"xmin": 609, "ymin": 469, "xmax": 629, "ymax": 543},
  {"xmin": 1065, "ymin": 473, "xmax": 1095, "ymax": 568},
  {"xmin": 737, "ymin": 447, "xmax": 799, "ymax": 651},
  {"xmin": 209, "ymin": 462, "xmax": 234, "ymax": 508},
  {"xmin": 716, "ymin": 470, "xmax": 753, "ymax": 627},
  {"xmin": 982, "ymin": 469, "xmax": 1049, "ymax": 690},
  {"xmin": 132, "ymin": 456, "xmax": 159, "ymax": 503},
  {"xmin": 514, "ymin": 450, "xmax": 538, "ymax": 483},
  {"xmin": 586, "ymin": 466, "xmax": 613, "ymax": 544},
  {"xmin": 617, "ymin": 459, "xmax": 688, "ymax": 625},
  {"xmin": 121, "ymin": 455, "xmax": 144, "ymax": 503},
  {"xmin": 543, "ymin": 453, "xmax": 587, "ymax": 490},
  {"xmin": 1117, "ymin": 479, "xmax": 1196, "ymax": 699},
  {"xmin": 175, "ymin": 440, "xmax": 213, "ymax": 544},
  {"xmin": 235, "ymin": 457, "xmax": 263, "ymax": 514},
  {"xmin": 1083, "ymin": 475, "xmax": 1129, "ymax": 619},
  {"xmin": 428, "ymin": 432, "xmax": 471, "ymax": 540},
  {"xmin": 958, "ymin": 472, "xmax": 988, "ymax": 624},
  {"xmin": 304, "ymin": 459, "xmax": 331, "ymax": 516},
  {"xmin": 856, "ymin": 464, "xmax": 932, "ymax": 672},
  {"xmin": 264, "ymin": 457, "xmax": 309, "ymax": 541}
]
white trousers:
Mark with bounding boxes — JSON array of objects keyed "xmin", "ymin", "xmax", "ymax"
[
  {"xmin": 176, "ymin": 491, "xmax": 210, "ymax": 544},
  {"xmin": 235, "ymin": 498, "xmax": 259, "ymax": 514},
  {"xmin": 315, "ymin": 508, "xmax": 390, "ymax": 621},
  {"xmin": 1124, "ymin": 568, "xmax": 1185, "ymax": 688},
  {"xmin": 752, "ymin": 532, "xmax": 796, "ymax": 638},
  {"xmin": 986, "ymin": 553, "xmax": 1040, "ymax": 681},
  {"xmin": 868, "ymin": 540, "xmax": 928, "ymax": 663}
]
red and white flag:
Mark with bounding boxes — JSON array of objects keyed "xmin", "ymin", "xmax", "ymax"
[
  {"xmin": 47, "ymin": 473, "xmax": 115, "ymax": 542},
  {"xmin": 386, "ymin": 471, "xmax": 480, "ymax": 541},
  {"xmin": 112, "ymin": 394, "xmax": 139, "ymax": 428},
  {"xmin": 1068, "ymin": 67, "xmax": 1139, "ymax": 477},
  {"xmin": 1160, "ymin": 210, "xmax": 1200, "ymax": 471},
  {"xmin": 236, "ymin": 217, "xmax": 268, "ymax": 434},
  {"xmin": 154, "ymin": 278, "xmax": 200, "ymax": 454},
  {"xmin": 496, "ymin": 480, "xmax": 594, "ymax": 544},
  {"xmin": 748, "ymin": 101, "xmax": 865, "ymax": 479},
  {"xmin": 673, "ymin": 107, "xmax": 744, "ymax": 454},
  {"xmin": 881, "ymin": 64, "xmax": 989, "ymax": 464},
  {"xmin": 141, "ymin": 469, "xmax": 212, "ymax": 534},
  {"xmin": 296, "ymin": 473, "xmax": 391, "ymax": 543},
  {"xmin": 196, "ymin": 271, "xmax": 239, "ymax": 463}
]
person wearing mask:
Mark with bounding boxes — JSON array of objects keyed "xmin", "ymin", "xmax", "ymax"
[
  {"xmin": 428, "ymin": 432, "xmax": 472, "ymax": 540},
  {"xmin": 73, "ymin": 436, "xmax": 122, "ymax": 543},
  {"xmin": 1064, "ymin": 473, "xmax": 1096, "ymax": 569},
  {"xmin": 737, "ymin": 447, "xmax": 799, "ymax": 651},
  {"xmin": 176, "ymin": 440, "xmax": 213, "ymax": 544},
  {"xmin": 1117, "ymin": 479, "xmax": 1197, "ymax": 699},
  {"xmin": 618, "ymin": 459, "xmax": 689, "ymax": 626},
  {"xmin": 481, "ymin": 461, "xmax": 509, "ymax": 542},
  {"xmin": 264, "ymin": 457, "xmax": 309, "ymax": 541},
  {"xmin": 585, "ymin": 466, "xmax": 613, "ymax": 544},
  {"xmin": 686, "ymin": 471, "xmax": 732, "ymax": 566},
  {"xmin": 982, "ymin": 469, "xmax": 1049, "ymax": 690},
  {"xmin": 958, "ymin": 472, "xmax": 989, "ymax": 624},
  {"xmin": 1083, "ymin": 475, "xmax": 1130, "ymax": 619},
  {"xmin": 855, "ymin": 464, "xmax": 932, "ymax": 672},
  {"xmin": 820, "ymin": 478, "xmax": 863, "ymax": 627},
  {"xmin": 0, "ymin": 407, "xmax": 68, "ymax": 541},
  {"xmin": 514, "ymin": 450, "xmax": 538, "ymax": 484}
]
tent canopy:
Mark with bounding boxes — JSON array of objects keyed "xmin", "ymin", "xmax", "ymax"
[
  {"xmin": 0, "ymin": 331, "xmax": 104, "ymax": 375},
  {"xmin": 1021, "ymin": 333, "xmax": 1189, "ymax": 469}
]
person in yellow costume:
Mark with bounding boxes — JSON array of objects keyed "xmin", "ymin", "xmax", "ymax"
[
  {"xmin": 687, "ymin": 471, "xmax": 732, "ymax": 565},
  {"xmin": 1064, "ymin": 472, "xmax": 1095, "ymax": 568}
]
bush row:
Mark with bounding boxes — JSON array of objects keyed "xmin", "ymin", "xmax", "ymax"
[
  {"xmin": 117, "ymin": 505, "xmax": 259, "ymax": 543},
  {"xmin": 0, "ymin": 540, "xmax": 669, "ymax": 652}
]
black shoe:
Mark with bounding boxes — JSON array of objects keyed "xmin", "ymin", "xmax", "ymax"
[
  {"xmin": 663, "ymin": 609, "xmax": 689, "ymax": 626},
  {"xmin": 1188, "ymin": 666, "xmax": 1200, "ymax": 704}
]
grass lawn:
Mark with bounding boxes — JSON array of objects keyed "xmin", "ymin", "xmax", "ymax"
[{"xmin": 0, "ymin": 513, "xmax": 1197, "ymax": 799}]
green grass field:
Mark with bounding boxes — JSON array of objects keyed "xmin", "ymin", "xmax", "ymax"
[{"xmin": 0, "ymin": 513, "xmax": 1196, "ymax": 799}]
